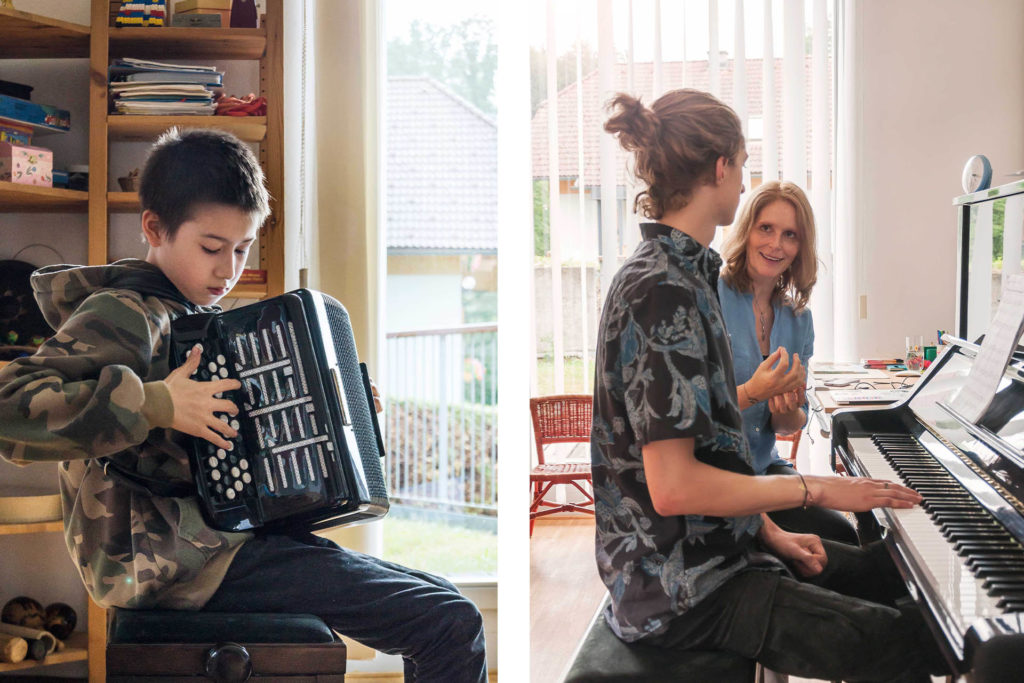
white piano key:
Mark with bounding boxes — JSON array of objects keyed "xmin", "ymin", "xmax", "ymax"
[{"xmin": 848, "ymin": 436, "xmax": 1005, "ymax": 635}]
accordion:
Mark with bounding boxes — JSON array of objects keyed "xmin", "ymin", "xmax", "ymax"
[{"xmin": 169, "ymin": 289, "xmax": 389, "ymax": 532}]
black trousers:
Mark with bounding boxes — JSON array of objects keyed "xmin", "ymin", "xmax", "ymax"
[
  {"xmin": 203, "ymin": 530, "xmax": 488, "ymax": 683},
  {"xmin": 646, "ymin": 540, "xmax": 947, "ymax": 683}
]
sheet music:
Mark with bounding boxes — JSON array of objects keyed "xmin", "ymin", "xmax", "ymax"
[{"xmin": 950, "ymin": 273, "xmax": 1024, "ymax": 422}]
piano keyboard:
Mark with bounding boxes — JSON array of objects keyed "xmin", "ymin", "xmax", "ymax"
[{"xmin": 846, "ymin": 434, "xmax": 1017, "ymax": 647}]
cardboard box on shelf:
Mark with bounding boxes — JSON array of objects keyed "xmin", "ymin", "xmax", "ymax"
[
  {"xmin": 171, "ymin": 12, "xmax": 221, "ymax": 27},
  {"xmin": 175, "ymin": 7, "xmax": 231, "ymax": 25},
  {"xmin": 0, "ymin": 142, "xmax": 53, "ymax": 187},
  {"xmin": 0, "ymin": 118, "xmax": 33, "ymax": 145},
  {"xmin": 174, "ymin": 0, "xmax": 231, "ymax": 11}
]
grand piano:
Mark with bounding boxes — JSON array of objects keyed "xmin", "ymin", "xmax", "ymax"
[{"xmin": 831, "ymin": 181, "xmax": 1024, "ymax": 681}]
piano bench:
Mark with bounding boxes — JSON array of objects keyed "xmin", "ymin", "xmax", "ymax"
[
  {"xmin": 106, "ymin": 609, "xmax": 346, "ymax": 682},
  {"xmin": 564, "ymin": 601, "xmax": 756, "ymax": 683}
]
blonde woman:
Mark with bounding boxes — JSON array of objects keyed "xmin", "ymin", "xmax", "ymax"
[{"xmin": 718, "ymin": 181, "xmax": 858, "ymax": 544}]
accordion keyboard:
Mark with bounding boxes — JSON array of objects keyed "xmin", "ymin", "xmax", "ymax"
[{"xmin": 193, "ymin": 347, "xmax": 252, "ymax": 505}]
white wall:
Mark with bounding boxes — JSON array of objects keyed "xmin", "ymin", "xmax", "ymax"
[{"xmin": 845, "ymin": 0, "xmax": 1024, "ymax": 358}]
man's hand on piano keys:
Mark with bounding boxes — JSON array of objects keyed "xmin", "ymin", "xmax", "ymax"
[
  {"xmin": 809, "ymin": 475, "xmax": 923, "ymax": 513},
  {"xmin": 165, "ymin": 343, "xmax": 242, "ymax": 449}
]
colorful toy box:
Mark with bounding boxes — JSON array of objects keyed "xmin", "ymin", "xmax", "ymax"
[
  {"xmin": 0, "ymin": 118, "xmax": 33, "ymax": 145},
  {"xmin": 0, "ymin": 142, "xmax": 53, "ymax": 187},
  {"xmin": 0, "ymin": 95, "xmax": 70, "ymax": 133}
]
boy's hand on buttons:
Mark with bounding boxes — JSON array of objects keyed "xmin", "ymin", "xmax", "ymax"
[{"xmin": 165, "ymin": 344, "xmax": 242, "ymax": 449}]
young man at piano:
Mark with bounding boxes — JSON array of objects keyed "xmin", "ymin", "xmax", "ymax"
[
  {"xmin": 594, "ymin": 90, "xmax": 947, "ymax": 681},
  {"xmin": 0, "ymin": 128, "xmax": 486, "ymax": 683}
]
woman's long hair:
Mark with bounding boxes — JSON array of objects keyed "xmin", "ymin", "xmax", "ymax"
[
  {"xmin": 720, "ymin": 180, "xmax": 818, "ymax": 312},
  {"xmin": 604, "ymin": 89, "xmax": 744, "ymax": 220}
]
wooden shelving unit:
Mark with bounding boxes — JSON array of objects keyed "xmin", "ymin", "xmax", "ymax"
[
  {"xmin": 106, "ymin": 190, "xmax": 139, "ymax": 212},
  {"xmin": 0, "ymin": 520, "xmax": 63, "ymax": 535},
  {"xmin": 108, "ymin": 26, "xmax": 266, "ymax": 60},
  {"xmin": 2, "ymin": 3, "xmax": 287, "ymax": 680},
  {"xmin": 108, "ymin": 114, "xmax": 267, "ymax": 141},
  {"xmin": 0, "ymin": 632, "xmax": 89, "ymax": 673},
  {"xmin": 230, "ymin": 282, "xmax": 269, "ymax": 299},
  {"xmin": 0, "ymin": 183, "xmax": 89, "ymax": 212},
  {"xmin": 0, "ymin": 520, "xmax": 100, "ymax": 678},
  {"xmin": 0, "ymin": 7, "xmax": 90, "ymax": 58}
]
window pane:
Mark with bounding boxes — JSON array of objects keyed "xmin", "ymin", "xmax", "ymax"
[{"xmin": 382, "ymin": 0, "xmax": 497, "ymax": 579}]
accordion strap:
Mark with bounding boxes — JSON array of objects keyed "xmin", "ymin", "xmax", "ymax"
[{"xmin": 96, "ymin": 457, "xmax": 196, "ymax": 499}]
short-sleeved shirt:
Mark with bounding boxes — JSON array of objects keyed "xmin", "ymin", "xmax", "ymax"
[
  {"xmin": 591, "ymin": 222, "xmax": 763, "ymax": 642},
  {"xmin": 717, "ymin": 279, "xmax": 814, "ymax": 474}
]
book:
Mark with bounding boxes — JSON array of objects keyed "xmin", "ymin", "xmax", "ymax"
[
  {"xmin": 112, "ymin": 57, "xmax": 219, "ymax": 73},
  {"xmin": 124, "ymin": 71, "xmax": 223, "ymax": 86},
  {"xmin": 111, "ymin": 85, "xmax": 214, "ymax": 97}
]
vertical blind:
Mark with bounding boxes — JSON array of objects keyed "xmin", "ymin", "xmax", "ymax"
[{"xmin": 533, "ymin": 0, "xmax": 835, "ymax": 395}]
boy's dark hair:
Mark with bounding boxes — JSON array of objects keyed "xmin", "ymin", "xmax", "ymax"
[{"xmin": 139, "ymin": 127, "xmax": 271, "ymax": 239}]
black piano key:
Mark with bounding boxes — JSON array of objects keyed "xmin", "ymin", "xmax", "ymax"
[
  {"xmin": 983, "ymin": 576, "xmax": 1024, "ymax": 587},
  {"xmin": 956, "ymin": 543, "xmax": 1023, "ymax": 555},
  {"xmin": 973, "ymin": 566, "xmax": 1024, "ymax": 578},
  {"xmin": 968, "ymin": 554, "xmax": 1024, "ymax": 566}
]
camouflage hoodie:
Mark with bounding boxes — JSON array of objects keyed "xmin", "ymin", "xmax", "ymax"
[{"xmin": 0, "ymin": 259, "xmax": 250, "ymax": 609}]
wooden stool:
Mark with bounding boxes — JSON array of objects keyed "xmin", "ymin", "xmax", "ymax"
[
  {"xmin": 563, "ymin": 599, "xmax": 756, "ymax": 683},
  {"xmin": 106, "ymin": 609, "xmax": 346, "ymax": 681}
]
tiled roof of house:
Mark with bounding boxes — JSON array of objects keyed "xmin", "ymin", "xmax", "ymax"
[
  {"xmin": 387, "ymin": 76, "xmax": 497, "ymax": 252},
  {"xmin": 531, "ymin": 58, "xmax": 831, "ymax": 185}
]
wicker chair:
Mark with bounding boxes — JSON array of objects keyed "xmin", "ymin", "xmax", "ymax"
[
  {"xmin": 530, "ymin": 394, "xmax": 594, "ymax": 535},
  {"xmin": 776, "ymin": 430, "xmax": 802, "ymax": 462}
]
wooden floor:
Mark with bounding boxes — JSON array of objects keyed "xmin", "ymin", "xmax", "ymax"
[{"xmin": 530, "ymin": 517, "xmax": 606, "ymax": 683}]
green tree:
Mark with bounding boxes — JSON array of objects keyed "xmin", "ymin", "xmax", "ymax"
[
  {"xmin": 388, "ymin": 18, "xmax": 497, "ymax": 115},
  {"xmin": 534, "ymin": 179, "xmax": 550, "ymax": 257},
  {"xmin": 530, "ymin": 42, "xmax": 599, "ymax": 116},
  {"xmin": 993, "ymin": 198, "xmax": 1006, "ymax": 269}
]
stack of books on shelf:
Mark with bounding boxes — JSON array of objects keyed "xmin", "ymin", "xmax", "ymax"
[{"xmin": 109, "ymin": 58, "xmax": 223, "ymax": 116}]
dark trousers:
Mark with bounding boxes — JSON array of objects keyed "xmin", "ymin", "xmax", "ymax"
[
  {"xmin": 646, "ymin": 540, "xmax": 947, "ymax": 683},
  {"xmin": 766, "ymin": 462, "xmax": 860, "ymax": 545},
  {"xmin": 203, "ymin": 530, "xmax": 488, "ymax": 683}
]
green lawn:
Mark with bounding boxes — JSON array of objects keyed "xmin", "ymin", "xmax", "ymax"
[
  {"xmin": 536, "ymin": 355, "xmax": 591, "ymax": 395},
  {"xmin": 381, "ymin": 516, "xmax": 497, "ymax": 578}
]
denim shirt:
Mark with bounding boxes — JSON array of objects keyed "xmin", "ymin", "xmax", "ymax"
[
  {"xmin": 591, "ymin": 223, "xmax": 762, "ymax": 642},
  {"xmin": 717, "ymin": 278, "xmax": 814, "ymax": 475}
]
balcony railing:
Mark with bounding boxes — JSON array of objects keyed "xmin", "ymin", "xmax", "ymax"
[{"xmin": 384, "ymin": 323, "xmax": 497, "ymax": 514}]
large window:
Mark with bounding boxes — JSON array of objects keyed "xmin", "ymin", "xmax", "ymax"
[
  {"xmin": 530, "ymin": 0, "xmax": 835, "ymax": 396},
  {"xmin": 381, "ymin": 0, "xmax": 498, "ymax": 579}
]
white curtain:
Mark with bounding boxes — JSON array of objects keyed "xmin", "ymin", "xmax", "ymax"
[
  {"xmin": 832, "ymin": 0, "xmax": 859, "ymax": 362},
  {"xmin": 534, "ymin": 0, "xmax": 839, "ymax": 391}
]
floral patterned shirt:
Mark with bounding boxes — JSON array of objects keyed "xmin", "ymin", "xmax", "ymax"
[{"xmin": 591, "ymin": 222, "xmax": 763, "ymax": 641}]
